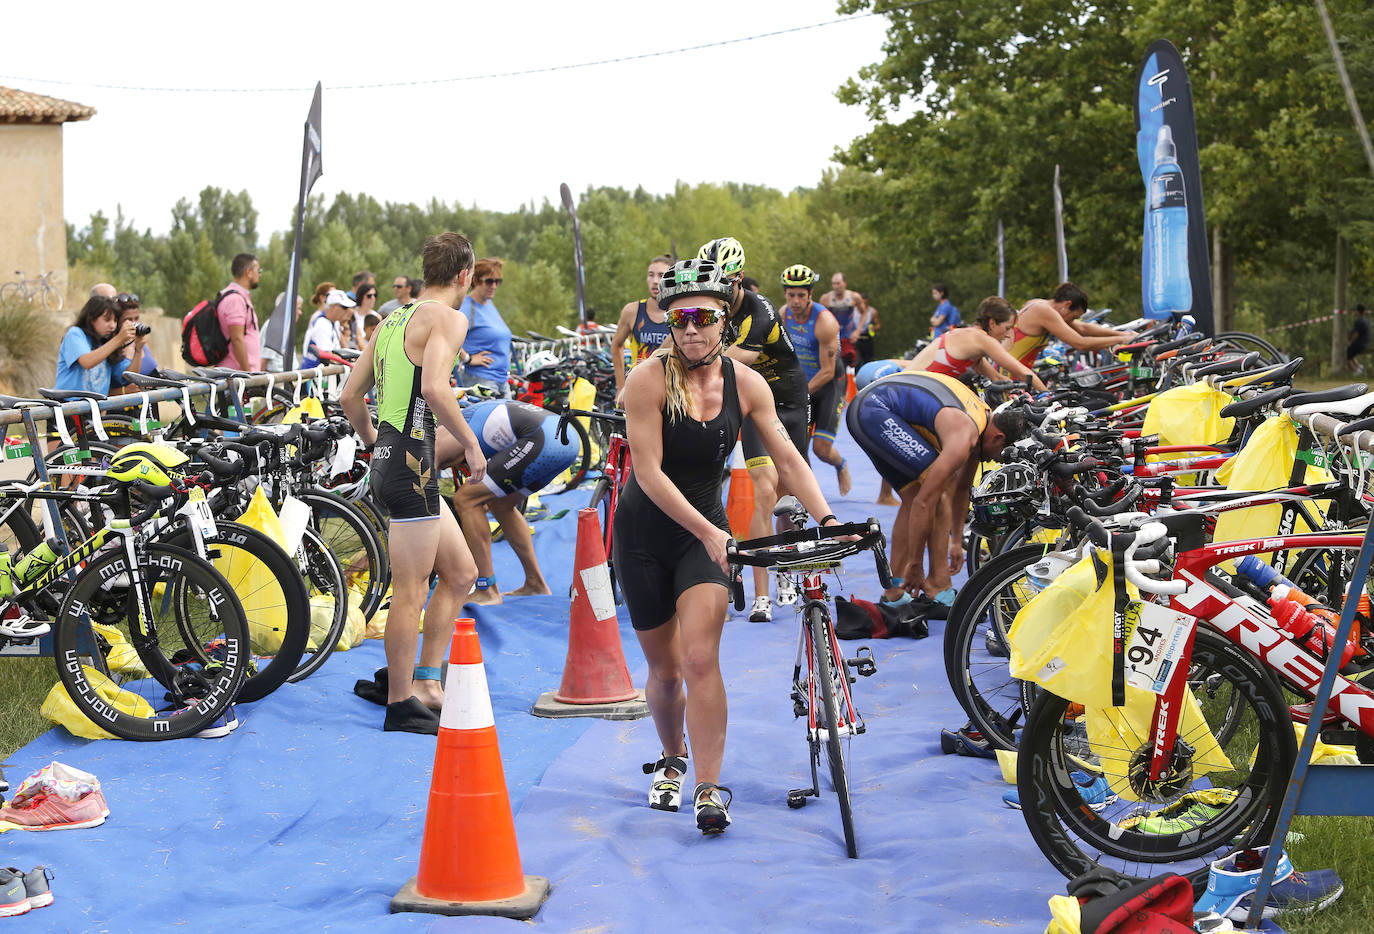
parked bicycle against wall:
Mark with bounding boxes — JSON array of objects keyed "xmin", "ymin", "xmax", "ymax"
[{"xmin": 0, "ymin": 271, "xmax": 63, "ymax": 312}]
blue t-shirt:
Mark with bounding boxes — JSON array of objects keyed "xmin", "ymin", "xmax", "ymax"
[
  {"xmin": 56, "ymin": 326, "xmax": 128, "ymax": 395},
  {"xmin": 933, "ymin": 299, "xmax": 961, "ymax": 338},
  {"xmin": 460, "ymin": 295, "xmax": 512, "ymax": 384}
]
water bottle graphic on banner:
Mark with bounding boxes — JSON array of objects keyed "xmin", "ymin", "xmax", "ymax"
[{"xmin": 1148, "ymin": 124, "xmax": 1192, "ymax": 314}]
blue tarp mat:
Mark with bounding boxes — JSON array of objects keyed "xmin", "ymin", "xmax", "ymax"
[{"xmin": 1, "ymin": 430, "xmax": 1271, "ymax": 932}]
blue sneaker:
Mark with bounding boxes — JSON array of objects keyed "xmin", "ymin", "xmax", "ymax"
[
  {"xmin": 1069, "ymin": 770, "xmax": 1117, "ymax": 809},
  {"xmin": 195, "ymin": 705, "xmax": 238, "ymax": 739},
  {"xmin": 1002, "ymin": 788, "xmax": 1021, "ymax": 809},
  {"xmin": 1195, "ymin": 846, "xmax": 1344, "ymax": 921}
]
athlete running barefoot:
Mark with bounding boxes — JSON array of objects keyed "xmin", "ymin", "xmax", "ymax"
[
  {"xmin": 779, "ymin": 264, "xmax": 851, "ymax": 497},
  {"xmin": 610, "ymin": 254, "xmax": 673, "ymax": 401},
  {"xmin": 818, "ymin": 271, "xmax": 866, "ymax": 371},
  {"xmin": 907, "ymin": 297, "xmax": 1047, "ymax": 390},
  {"xmin": 617, "ymin": 259, "xmax": 841, "ymax": 834},
  {"xmin": 700, "ymin": 238, "xmax": 812, "ymax": 622},
  {"xmin": 341, "ymin": 232, "xmax": 487, "ymax": 735},
  {"xmin": 1007, "ymin": 281, "xmax": 1131, "ymax": 368},
  {"xmin": 436, "ymin": 399, "xmax": 580, "ymax": 604}
]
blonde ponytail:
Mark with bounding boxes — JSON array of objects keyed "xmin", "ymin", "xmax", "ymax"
[{"xmin": 652, "ymin": 342, "xmax": 697, "ymax": 422}]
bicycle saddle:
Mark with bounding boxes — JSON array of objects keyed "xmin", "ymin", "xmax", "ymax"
[
  {"xmin": 525, "ymin": 330, "xmax": 555, "ymax": 342},
  {"xmin": 1231, "ymin": 356, "xmax": 1303, "ymax": 388},
  {"xmin": 1218, "ymin": 385, "xmax": 1292, "ymax": 420},
  {"xmin": 125, "ymin": 372, "xmax": 188, "ymax": 390},
  {"xmin": 1337, "ymin": 414, "xmax": 1374, "ymax": 436},
  {"xmin": 1285, "ymin": 383, "xmax": 1368, "ymax": 407},
  {"xmin": 0, "ymin": 394, "xmax": 49, "ymax": 407},
  {"xmin": 1192, "ymin": 352, "xmax": 1260, "ymax": 379},
  {"xmin": 38, "ymin": 387, "xmax": 106, "ymax": 402},
  {"xmin": 1289, "ymin": 389, "xmax": 1374, "ymax": 420},
  {"xmin": 158, "ymin": 368, "xmax": 217, "ymax": 385}
]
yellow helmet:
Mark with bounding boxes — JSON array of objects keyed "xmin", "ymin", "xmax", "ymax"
[
  {"xmin": 780, "ymin": 264, "xmax": 818, "ymax": 289},
  {"xmin": 696, "ymin": 237, "xmax": 745, "ymax": 276},
  {"xmin": 106, "ymin": 442, "xmax": 190, "ymax": 487}
]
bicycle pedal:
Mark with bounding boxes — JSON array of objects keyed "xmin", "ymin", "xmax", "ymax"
[
  {"xmin": 786, "ymin": 788, "xmax": 813, "ymax": 809},
  {"xmin": 846, "ymin": 647, "xmax": 878, "ymax": 677}
]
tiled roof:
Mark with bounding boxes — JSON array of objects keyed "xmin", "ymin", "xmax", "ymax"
[{"xmin": 0, "ymin": 87, "xmax": 95, "ymax": 123}]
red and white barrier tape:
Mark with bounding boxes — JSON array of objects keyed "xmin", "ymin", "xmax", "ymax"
[{"xmin": 1261, "ymin": 308, "xmax": 1351, "ymax": 333}]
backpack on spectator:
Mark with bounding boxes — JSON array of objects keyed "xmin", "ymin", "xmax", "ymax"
[{"xmin": 181, "ymin": 290, "xmax": 232, "ymax": 366}]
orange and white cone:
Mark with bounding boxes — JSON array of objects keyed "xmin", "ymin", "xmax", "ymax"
[
  {"xmin": 390, "ymin": 619, "xmax": 549, "ymax": 919},
  {"xmin": 725, "ymin": 442, "xmax": 754, "ymax": 539},
  {"xmin": 531, "ymin": 509, "xmax": 648, "ymax": 719}
]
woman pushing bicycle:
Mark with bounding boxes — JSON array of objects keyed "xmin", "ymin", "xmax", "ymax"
[{"xmin": 615, "ymin": 258, "xmax": 844, "ymax": 835}]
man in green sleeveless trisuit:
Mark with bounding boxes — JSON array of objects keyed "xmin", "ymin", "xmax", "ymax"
[{"xmin": 342, "ymin": 232, "xmax": 487, "ymax": 735}]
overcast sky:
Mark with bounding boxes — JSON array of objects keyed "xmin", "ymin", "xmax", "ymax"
[{"xmin": 3, "ymin": 0, "xmax": 894, "ymax": 238}]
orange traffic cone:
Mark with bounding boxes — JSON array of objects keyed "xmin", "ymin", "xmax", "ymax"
[
  {"xmin": 725, "ymin": 442, "xmax": 754, "ymax": 539},
  {"xmin": 390, "ymin": 619, "xmax": 550, "ymax": 919},
  {"xmin": 846, "ymin": 371, "xmax": 857, "ymax": 404},
  {"xmin": 531, "ymin": 509, "xmax": 648, "ymax": 720}
]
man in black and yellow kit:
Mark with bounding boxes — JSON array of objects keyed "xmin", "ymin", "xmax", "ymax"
[
  {"xmin": 698, "ymin": 237, "xmax": 811, "ymax": 622},
  {"xmin": 341, "ymin": 232, "xmax": 488, "ymax": 734}
]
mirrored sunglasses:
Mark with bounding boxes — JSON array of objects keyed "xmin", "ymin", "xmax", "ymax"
[{"xmin": 665, "ymin": 306, "xmax": 724, "ymax": 329}]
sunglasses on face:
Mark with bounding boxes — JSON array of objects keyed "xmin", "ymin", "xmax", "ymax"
[
  {"xmin": 116, "ymin": 292, "xmax": 140, "ymax": 306},
  {"xmin": 665, "ymin": 306, "xmax": 724, "ymax": 329},
  {"xmin": 483, "ymin": 277, "xmax": 503, "ymax": 286}
]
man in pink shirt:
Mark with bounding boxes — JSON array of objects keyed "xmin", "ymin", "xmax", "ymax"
[{"xmin": 217, "ymin": 253, "xmax": 262, "ymax": 371}]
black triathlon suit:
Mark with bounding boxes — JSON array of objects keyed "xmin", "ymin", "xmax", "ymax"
[
  {"xmin": 612, "ymin": 357, "xmax": 743, "ymax": 631},
  {"xmin": 368, "ymin": 301, "xmax": 446, "ymax": 521},
  {"xmin": 730, "ymin": 290, "xmax": 809, "ymax": 468}
]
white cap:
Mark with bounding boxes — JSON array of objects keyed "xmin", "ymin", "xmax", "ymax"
[{"xmin": 326, "ymin": 288, "xmax": 356, "ymax": 308}]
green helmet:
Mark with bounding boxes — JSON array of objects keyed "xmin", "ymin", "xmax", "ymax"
[
  {"xmin": 657, "ymin": 259, "xmax": 735, "ymax": 311},
  {"xmin": 696, "ymin": 237, "xmax": 745, "ymax": 277},
  {"xmin": 780, "ymin": 264, "xmax": 818, "ymax": 289}
]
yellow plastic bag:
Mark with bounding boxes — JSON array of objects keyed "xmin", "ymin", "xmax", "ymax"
[
  {"xmin": 1085, "ymin": 683, "xmax": 1233, "ymax": 802},
  {"xmin": 90, "ymin": 623, "xmax": 148, "ymax": 677},
  {"xmin": 1210, "ymin": 416, "xmax": 1331, "ymax": 568},
  {"xmin": 228, "ymin": 487, "xmax": 293, "ymax": 653},
  {"xmin": 1293, "ymin": 722, "xmax": 1360, "ymax": 766},
  {"xmin": 40, "ymin": 666, "xmax": 155, "ymax": 740},
  {"xmin": 1140, "ymin": 382, "xmax": 1236, "ymax": 448},
  {"xmin": 282, "ymin": 397, "xmax": 325, "ymax": 425},
  {"xmin": 1009, "ymin": 553, "xmax": 1124, "ymax": 708},
  {"xmin": 307, "ymin": 594, "xmax": 366, "ymax": 652},
  {"xmin": 237, "ymin": 486, "xmax": 288, "ymax": 551}
]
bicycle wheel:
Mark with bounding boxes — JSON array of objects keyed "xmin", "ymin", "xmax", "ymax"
[
  {"xmin": 1214, "ymin": 331, "xmax": 1287, "ymax": 366},
  {"xmin": 288, "ymin": 526, "xmax": 349, "ymax": 682},
  {"xmin": 808, "ymin": 603, "xmax": 857, "ymax": 858},
  {"xmin": 0, "ymin": 283, "xmax": 19, "ymax": 306},
  {"xmin": 299, "ymin": 488, "xmax": 389, "ymax": 621},
  {"xmin": 160, "ymin": 521, "xmax": 311, "ymax": 703},
  {"xmin": 1015, "ymin": 626, "xmax": 1295, "ymax": 896},
  {"xmin": 557, "ymin": 415, "xmax": 592, "ymax": 490},
  {"xmin": 943, "ymin": 544, "xmax": 1048, "ymax": 750},
  {"xmin": 351, "ymin": 493, "xmax": 390, "ymax": 561},
  {"xmin": 51, "ymin": 542, "xmax": 249, "ymax": 740},
  {"xmin": 41, "ymin": 283, "xmax": 62, "ymax": 312},
  {"xmin": 588, "ymin": 476, "xmax": 620, "ymax": 603}
]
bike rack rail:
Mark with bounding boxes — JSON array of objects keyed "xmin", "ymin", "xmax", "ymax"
[
  {"xmin": 1245, "ymin": 410, "xmax": 1374, "ymax": 929},
  {"xmin": 0, "ymin": 364, "xmax": 347, "ymax": 659}
]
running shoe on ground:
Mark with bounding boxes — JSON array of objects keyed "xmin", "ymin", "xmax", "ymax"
[
  {"xmin": 1195, "ymin": 845, "xmax": 1343, "ymax": 921},
  {"xmin": 642, "ymin": 753, "xmax": 687, "ymax": 812},
  {"xmin": 775, "ymin": 573, "xmax": 798, "ymax": 606},
  {"xmin": 196, "ymin": 704, "xmax": 238, "ymax": 739},
  {"xmin": 1119, "ymin": 788, "xmax": 1236, "ymax": 834},
  {"xmin": 0, "ymin": 789, "xmax": 108, "ymax": 831},
  {"xmin": 938, "ymin": 722, "xmax": 998, "ymax": 759},
  {"xmin": 693, "ymin": 782, "xmax": 732, "ymax": 834},
  {"xmin": 1002, "ymin": 788, "xmax": 1022, "ymax": 810},
  {"xmin": 748, "ymin": 596, "xmax": 772, "ymax": 623},
  {"xmin": 1005, "ymin": 772, "xmax": 1114, "ymax": 811},
  {"xmin": 4, "ymin": 867, "xmax": 52, "ymax": 911},
  {"xmin": 383, "ymin": 697, "xmax": 440, "ymax": 735},
  {"xmin": 0, "ymin": 870, "xmax": 27, "ymax": 918}
]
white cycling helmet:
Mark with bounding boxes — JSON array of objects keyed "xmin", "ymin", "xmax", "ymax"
[{"xmin": 522, "ymin": 350, "xmax": 561, "ymax": 374}]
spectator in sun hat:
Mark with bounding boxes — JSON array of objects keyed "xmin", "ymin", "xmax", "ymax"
[{"xmin": 300, "ymin": 288, "xmax": 355, "ymax": 369}]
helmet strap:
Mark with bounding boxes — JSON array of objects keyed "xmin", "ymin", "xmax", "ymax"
[{"xmin": 673, "ymin": 333, "xmax": 723, "ymax": 371}]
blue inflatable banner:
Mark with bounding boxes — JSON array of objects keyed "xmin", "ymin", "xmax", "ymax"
[{"xmin": 1135, "ymin": 40, "xmax": 1213, "ymax": 334}]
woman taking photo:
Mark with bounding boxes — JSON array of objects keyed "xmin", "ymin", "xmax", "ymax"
[
  {"xmin": 56, "ymin": 294, "xmax": 144, "ymax": 395},
  {"xmin": 907, "ymin": 296, "xmax": 1046, "ymax": 390},
  {"xmin": 111, "ymin": 293, "xmax": 157, "ymax": 393},
  {"xmin": 615, "ymin": 259, "xmax": 843, "ymax": 835},
  {"xmin": 459, "ymin": 257, "xmax": 513, "ymax": 396}
]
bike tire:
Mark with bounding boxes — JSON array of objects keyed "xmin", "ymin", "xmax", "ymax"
[
  {"xmin": 943, "ymin": 544, "xmax": 1047, "ymax": 750},
  {"xmin": 288, "ymin": 526, "xmax": 350, "ymax": 682},
  {"xmin": 808, "ymin": 603, "xmax": 857, "ymax": 858},
  {"xmin": 42, "ymin": 284, "xmax": 62, "ymax": 312},
  {"xmin": 0, "ymin": 283, "xmax": 19, "ymax": 306},
  {"xmin": 52, "ymin": 542, "xmax": 250, "ymax": 740},
  {"xmin": 161, "ymin": 521, "xmax": 311, "ymax": 703},
  {"xmin": 1015, "ymin": 626, "xmax": 1294, "ymax": 896},
  {"xmin": 588, "ymin": 476, "xmax": 621, "ymax": 603},
  {"xmin": 560, "ymin": 414, "xmax": 592, "ymax": 490},
  {"xmin": 1214, "ymin": 331, "xmax": 1287, "ymax": 366},
  {"xmin": 299, "ymin": 488, "xmax": 389, "ymax": 621}
]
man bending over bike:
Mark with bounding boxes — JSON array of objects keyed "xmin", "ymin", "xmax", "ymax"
[
  {"xmin": 846, "ymin": 372, "xmax": 1024, "ymax": 607},
  {"xmin": 435, "ymin": 398, "xmax": 579, "ymax": 604},
  {"xmin": 341, "ymin": 232, "xmax": 487, "ymax": 735}
]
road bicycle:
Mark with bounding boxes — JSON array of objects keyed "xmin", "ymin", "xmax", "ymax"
[
  {"xmin": 727, "ymin": 498, "xmax": 890, "ymax": 858},
  {"xmin": 0, "ymin": 270, "xmax": 63, "ymax": 312}
]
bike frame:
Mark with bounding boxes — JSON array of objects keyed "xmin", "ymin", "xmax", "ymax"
[
  {"xmin": 1140, "ymin": 530, "xmax": 1373, "ymax": 784},
  {"xmin": 787, "ymin": 568, "xmax": 862, "ymax": 744}
]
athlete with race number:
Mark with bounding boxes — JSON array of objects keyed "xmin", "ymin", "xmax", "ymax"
[{"xmin": 699, "ymin": 238, "xmax": 811, "ymax": 623}]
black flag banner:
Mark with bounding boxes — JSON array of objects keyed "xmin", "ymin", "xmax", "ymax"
[
  {"xmin": 560, "ymin": 182, "xmax": 587, "ymax": 326},
  {"xmin": 265, "ymin": 82, "xmax": 324, "ymax": 367},
  {"xmin": 1135, "ymin": 40, "xmax": 1213, "ymax": 334}
]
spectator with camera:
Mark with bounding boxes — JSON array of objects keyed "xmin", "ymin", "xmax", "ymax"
[
  {"xmin": 111, "ymin": 293, "xmax": 157, "ymax": 391},
  {"xmin": 56, "ymin": 294, "xmax": 145, "ymax": 395}
]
